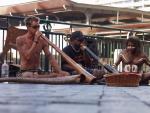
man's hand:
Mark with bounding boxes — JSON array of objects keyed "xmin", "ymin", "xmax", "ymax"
[
  {"xmin": 34, "ymin": 31, "xmax": 42, "ymax": 42},
  {"xmin": 80, "ymin": 43, "xmax": 86, "ymax": 51}
]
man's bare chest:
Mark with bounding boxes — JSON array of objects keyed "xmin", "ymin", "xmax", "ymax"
[{"xmin": 25, "ymin": 42, "xmax": 43, "ymax": 53}]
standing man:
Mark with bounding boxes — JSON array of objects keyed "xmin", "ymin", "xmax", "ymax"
[{"xmin": 16, "ymin": 16, "xmax": 69, "ymax": 77}]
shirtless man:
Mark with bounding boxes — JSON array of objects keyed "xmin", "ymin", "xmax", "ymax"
[
  {"xmin": 16, "ymin": 16, "xmax": 69, "ymax": 78},
  {"xmin": 113, "ymin": 36, "xmax": 150, "ymax": 84}
]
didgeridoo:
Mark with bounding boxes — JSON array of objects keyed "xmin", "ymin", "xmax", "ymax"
[
  {"xmin": 40, "ymin": 35, "xmax": 96, "ymax": 84},
  {"xmin": 81, "ymin": 45, "xmax": 119, "ymax": 73}
]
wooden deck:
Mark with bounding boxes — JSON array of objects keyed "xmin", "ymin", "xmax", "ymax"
[{"xmin": 0, "ymin": 84, "xmax": 150, "ymax": 113}]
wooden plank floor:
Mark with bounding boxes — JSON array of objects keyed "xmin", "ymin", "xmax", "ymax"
[{"xmin": 0, "ymin": 84, "xmax": 150, "ymax": 113}]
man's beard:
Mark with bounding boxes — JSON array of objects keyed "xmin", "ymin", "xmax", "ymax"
[
  {"xmin": 74, "ymin": 45, "xmax": 80, "ymax": 50},
  {"xmin": 127, "ymin": 48, "xmax": 136, "ymax": 54}
]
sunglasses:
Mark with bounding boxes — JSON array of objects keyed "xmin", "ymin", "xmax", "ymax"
[
  {"xmin": 77, "ymin": 39, "xmax": 84, "ymax": 42},
  {"xmin": 30, "ymin": 25, "xmax": 40, "ymax": 29},
  {"xmin": 127, "ymin": 44, "xmax": 135, "ymax": 47}
]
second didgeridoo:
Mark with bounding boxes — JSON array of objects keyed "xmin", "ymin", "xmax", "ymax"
[
  {"xmin": 40, "ymin": 35, "xmax": 96, "ymax": 84},
  {"xmin": 81, "ymin": 45, "xmax": 119, "ymax": 73}
]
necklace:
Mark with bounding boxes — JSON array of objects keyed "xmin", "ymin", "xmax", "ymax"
[{"xmin": 71, "ymin": 45, "xmax": 80, "ymax": 53}]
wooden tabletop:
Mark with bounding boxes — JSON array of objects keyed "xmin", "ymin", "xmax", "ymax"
[{"xmin": 0, "ymin": 84, "xmax": 150, "ymax": 113}]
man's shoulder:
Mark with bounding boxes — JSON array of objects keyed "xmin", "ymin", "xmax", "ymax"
[{"xmin": 63, "ymin": 45, "xmax": 71, "ymax": 50}]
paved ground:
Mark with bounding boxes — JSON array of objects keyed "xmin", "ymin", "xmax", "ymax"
[{"xmin": 0, "ymin": 83, "xmax": 150, "ymax": 113}]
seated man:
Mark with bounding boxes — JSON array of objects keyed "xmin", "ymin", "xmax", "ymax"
[
  {"xmin": 61, "ymin": 31, "xmax": 105, "ymax": 79},
  {"xmin": 113, "ymin": 36, "xmax": 150, "ymax": 84},
  {"xmin": 16, "ymin": 16, "xmax": 69, "ymax": 78}
]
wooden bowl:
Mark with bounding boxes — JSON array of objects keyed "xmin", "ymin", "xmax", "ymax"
[{"xmin": 104, "ymin": 72, "xmax": 141, "ymax": 87}]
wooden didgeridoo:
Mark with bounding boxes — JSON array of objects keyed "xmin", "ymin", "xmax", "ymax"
[
  {"xmin": 81, "ymin": 45, "xmax": 119, "ymax": 73},
  {"xmin": 40, "ymin": 35, "xmax": 96, "ymax": 84},
  {"xmin": 0, "ymin": 75, "xmax": 82, "ymax": 84}
]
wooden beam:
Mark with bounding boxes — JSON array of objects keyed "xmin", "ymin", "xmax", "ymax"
[{"xmin": 53, "ymin": 22, "xmax": 150, "ymax": 35}]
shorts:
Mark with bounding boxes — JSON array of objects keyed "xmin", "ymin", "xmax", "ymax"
[{"xmin": 17, "ymin": 69, "xmax": 42, "ymax": 77}]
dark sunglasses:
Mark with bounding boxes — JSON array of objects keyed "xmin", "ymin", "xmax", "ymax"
[
  {"xmin": 30, "ymin": 25, "xmax": 40, "ymax": 29},
  {"xmin": 127, "ymin": 44, "xmax": 135, "ymax": 47},
  {"xmin": 77, "ymin": 39, "xmax": 84, "ymax": 42},
  {"xmin": 76, "ymin": 37, "xmax": 84, "ymax": 42}
]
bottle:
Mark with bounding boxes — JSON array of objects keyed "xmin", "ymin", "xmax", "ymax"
[{"xmin": 1, "ymin": 60, "xmax": 9, "ymax": 78}]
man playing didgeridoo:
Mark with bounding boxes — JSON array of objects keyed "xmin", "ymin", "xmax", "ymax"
[
  {"xmin": 16, "ymin": 16, "xmax": 69, "ymax": 78},
  {"xmin": 61, "ymin": 31, "xmax": 105, "ymax": 79},
  {"xmin": 113, "ymin": 36, "xmax": 150, "ymax": 85}
]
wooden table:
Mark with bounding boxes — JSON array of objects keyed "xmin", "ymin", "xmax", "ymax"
[{"xmin": 0, "ymin": 84, "xmax": 150, "ymax": 113}]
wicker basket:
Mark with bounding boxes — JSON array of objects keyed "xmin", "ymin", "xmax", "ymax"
[{"xmin": 104, "ymin": 72, "xmax": 141, "ymax": 87}]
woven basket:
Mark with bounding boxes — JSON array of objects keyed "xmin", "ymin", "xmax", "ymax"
[{"xmin": 104, "ymin": 72, "xmax": 141, "ymax": 87}]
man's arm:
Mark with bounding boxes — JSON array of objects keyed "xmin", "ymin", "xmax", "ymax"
[
  {"xmin": 61, "ymin": 46, "xmax": 78, "ymax": 71},
  {"xmin": 43, "ymin": 43, "xmax": 61, "ymax": 73},
  {"xmin": 113, "ymin": 53, "xmax": 123, "ymax": 68},
  {"xmin": 61, "ymin": 58, "xmax": 76, "ymax": 71}
]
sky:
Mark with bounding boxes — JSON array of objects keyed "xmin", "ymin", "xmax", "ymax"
[
  {"xmin": 0, "ymin": 0, "xmax": 98, "ymax": 6},
  {"xmin": 0, "ymin": 0, "xmax": 35, "ymax": 6},
  {"xmin": 0, "ymin": 0, "xmax": 88, "ymax": 53}
]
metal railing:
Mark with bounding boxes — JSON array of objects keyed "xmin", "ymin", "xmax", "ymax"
[{"xmin": 0, "ymin": 15, "xmax": 150, "ymax": 72}]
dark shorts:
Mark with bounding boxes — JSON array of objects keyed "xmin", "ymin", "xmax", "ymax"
[{"xmin": 17, "ymin": 69, "xmax": 42, "ymax": 77}]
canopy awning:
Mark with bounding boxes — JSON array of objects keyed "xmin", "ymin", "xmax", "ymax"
[{"xmin": 0, "ymin": 0, "xmax": 150, "ymax": 36}]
